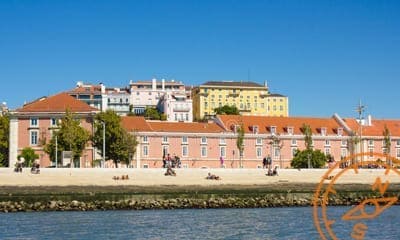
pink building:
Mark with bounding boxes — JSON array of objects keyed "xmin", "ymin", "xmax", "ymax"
[{"xmin": 9, "ymin": 93, "xmax": 99, "ymax": 168}]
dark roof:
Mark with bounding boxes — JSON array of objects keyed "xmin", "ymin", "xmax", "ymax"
[
  {"xmin": 266, "ymin": 93, "xmax": 286, "ymax": 97},
  {"xmin": 201, "ymin": 81, "xmax": 265, "ymax": 88}
]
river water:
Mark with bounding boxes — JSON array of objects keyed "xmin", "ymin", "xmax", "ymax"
[{"xmin": 0, "ymin": 206, "xmax": 398, "ymax": 239}]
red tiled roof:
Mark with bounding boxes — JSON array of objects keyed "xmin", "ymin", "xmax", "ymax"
[
  {"xmin": 217, "ymin": 115, "xmax": 346, "ymax": 135},
  {"xmin": 17, "ymin": 93, "xmax": 99, "ymax": 113},
  {"xmin": 147, "ymin": 121, "xmax": 224, "ymax": 133},
  {"xmin": 68, "ymin": 85, "xmax": 102, "ymax": 94},
  {"xmin": 121, "ymin": 116, "xmax": 152, "ymax": 132},
  {"xmin": 345, "ymin": 118, "xmax": 400, "ymax": 136}
]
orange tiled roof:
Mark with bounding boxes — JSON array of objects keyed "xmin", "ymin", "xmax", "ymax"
[
  {"xmin": 217, "ymin": 115, "xmax": 346, "ymax": 135},
  {"xmin": 147, "ymin": 121, "xmax": 225, "ymax": 133},
  {"xmin": 344, "ymin": 118, "xmax": 400, "ymax": 136},
  {"xmin": 68, "ymin": 85, "xmax": 102, "ymax": 94},
  {"xmin": 121, "ymin": 116, "xmax": 152, "ymax": 132},
  {"xmin": 17, "ymin": 93, "xmax": 99, "ymax": 113}
]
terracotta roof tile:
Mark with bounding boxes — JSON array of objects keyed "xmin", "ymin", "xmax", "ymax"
[
  {"xmin": 217, "ymin": 115, "xmax": 346, "ymax": 135},
  {"xmin": 345, "ymin": 118, "xmax": 400, "ymax": 137},
  {"xmin": 147, "ymin": 121, "xmax": 225, "ymax": 133},
  {"xmin": 17, "ymin": 92, "xmax": 99, "ymax": 113},
  {"xmin": 121, "ymin": 116, "xmax": 152, "ymax": 132}
]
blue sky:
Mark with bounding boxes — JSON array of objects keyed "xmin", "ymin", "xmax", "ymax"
[{"xmin": 1, "ymin": 0, "xmax": 399, "ymax": 118}]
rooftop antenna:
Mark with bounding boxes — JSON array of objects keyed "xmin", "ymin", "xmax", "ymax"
[
  {"xmin": 355, "ymin": 99, "xmax": 366, "ymax": 164},
  {"xmin": 247, "ymin": 69, "xmax": 250, "ymax": 82}
]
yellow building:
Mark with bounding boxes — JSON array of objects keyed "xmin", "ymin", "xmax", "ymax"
[
  {"xmin": 192, "ymin": 81, "xmax": 289, "ymax": 120},
  {"xmin": 266, "ymin": 94, "xmax": 289, "ymax": 117}
]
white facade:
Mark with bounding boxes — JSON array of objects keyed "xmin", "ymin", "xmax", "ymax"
[
  {"xmin": 161, "ymin": 93, "xmax": 193, "ymax": 122},
  {"xmin": 105, "ymin": 88, "xmax": 131, "ymax": 115},
  {"xmin": 129, "ymin": 78, "xmax": 185, "ymax": 115}
]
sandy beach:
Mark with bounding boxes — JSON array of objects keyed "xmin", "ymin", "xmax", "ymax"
[{"xmin": 1, "ymin": 167, "xmax": 400, "ymax": 187}]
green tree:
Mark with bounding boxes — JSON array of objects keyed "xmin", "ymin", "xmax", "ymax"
[
  {"xmin": 214, "ymin": 105, "xmax": 240, "ymax": 115},
  {"xmin": 44, "ymin": 111, "xmax": 91, "ymax": 167},
  {"xmin": 383, "ymin": 124, "xmax": 391, "ymax": 165},
  {"xmin": 0, "ymin": 115, "xmax": 9, "ymax": 167},
  {"xmin": 127, "ymin": 104, "xmax": 135, "ymax": 116},
  {"xmin": 18, "ymin": 147, "xmax": 39, "ymax": 167},
  {"xmin": 93, "ymin": 110, "xmax": 138, "ymax": 168},
  {"xmin": 144, "ymin": 107, "xmax": 161, "ymax": 120},
  {"xmin": 302, "ymin": 123, "xmax": 313, "ymax": 150},
  {"xmin": 236, "ymin": 124, "xmax": 245, "ymax": 168},
  {"xmin": 291, "ymin": 149, "xmax": 328, "ymax": 169}
]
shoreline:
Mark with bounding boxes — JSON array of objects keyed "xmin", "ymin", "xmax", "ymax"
[{"xmin": 1, "ymin": 168, "xmax": 399, "ymax": 212}]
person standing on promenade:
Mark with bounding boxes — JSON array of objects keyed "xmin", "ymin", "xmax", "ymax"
[
  {"xmin": 262, "ymin": 157, "xmax": 267, "ymax": 169},
  {"xmin": 220, "ymin": 156, "xmax": 224, "ymax": 168}
]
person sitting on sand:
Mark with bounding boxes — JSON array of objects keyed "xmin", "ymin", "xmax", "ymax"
[
  {"xmin": 205, "ymin": 172, "xmax": 221, "ymax": 180},
  {"xmin": 272, "ymin": 166, "xmax": 278, "ymax": 176},
  {"xmin": 164, "ymin": 166, "xmax": 176, "ymax": 176}
]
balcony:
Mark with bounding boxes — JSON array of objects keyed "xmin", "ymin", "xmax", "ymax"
[
  {"xmin": 173, "ymin": 106, "xmax": 191, "ymax": 112},
  {"xmin": 199, "ymin": 92, "xmax": 209, "ymax": 97},
  {"xmin": 228, "ymin": 91, "xmax": 239, "ymax": 97}
]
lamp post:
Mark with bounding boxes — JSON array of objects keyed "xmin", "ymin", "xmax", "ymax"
[
  {"xmin": 55, "ymin": 134, "xmax": 58, "ymax": 168},
  {"xmin": 102, "ymin": 121, "xmax": 106, "ymax": 168}
]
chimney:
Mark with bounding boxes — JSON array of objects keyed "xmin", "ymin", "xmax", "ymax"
[
  {"xmin": 162, "ymin": 78, "xmax": 165, "ymax": 91},
  {"xmin": 100, "ymin": 83, "xmax": 105, "ymax": 93},
  {"xmin": 367, "ymin": 114, "xmax": 372, "ymax": 126},
  {"xmin": 152, "ymin": 78, "xmax": 157, "ymax": 91}
]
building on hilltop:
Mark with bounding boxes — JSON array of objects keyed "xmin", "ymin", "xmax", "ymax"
[
  {"xmin": 67, "ymin": 81, "xmax": 107, "ymax": 112},
  {"xmin": 265, "ymin": 93, "xmax": 289, "ymax": 117},
  {"xmin": 105, "ymin": 87, "xmax": 131, "ymax": 116},
  {"xmin": 8, "ymin": 93, "xmax": 99, "ymax": 168},
  {"xmin": 129, "ymin": 78, "xmax": 193, "ymax": 121},
  {"xmin": 191, "ymin": 80, "xmax": 289, "ymax": 121}
]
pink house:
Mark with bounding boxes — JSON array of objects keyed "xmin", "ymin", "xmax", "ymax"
[{"xmin": 9, "ymin": 93, "xmax": 99, "ymax": 168}]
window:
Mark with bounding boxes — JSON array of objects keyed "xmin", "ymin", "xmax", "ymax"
[
  {"xmin": 369, "ymin": 148, "xmax": 374, "ymax": 158},
  {"xmin": 143, "ymin": 146, "xmax": 149, "ymax": 156},
  {"xmin": 397, "ymin": 140, "xmax": 400, "ymax": 146},
  {"xmin": 142, "ymin": 136, "xmax": 148, "ymax": 143},
  {"xmin": 30, "ymin": 118, "xmax": 38, "ymax": 127},
  {"xmin": 256, "ymin": 138, "xmax": 262, "ymax": 145},
  {"xmin": 397, "ymin": 149, "xmax": 400, "ymax": 158},
  {"xmin": 220, "ymin": 146, "xmax": 226, "ymax": 157},
  {"xmin": 325, "ymin": 148, "xmax": 331, "ymax": 155},
  {"xmin": 261, "ymin": 103, "xmax": 264, "ymax": 108},
  {"xmin": 185, "ymin": 114, "xmax": 189, "ymax": 121},
  {"xmin": 51, "ymin": 118, "xmax": 57, "ymax": 126},
  {"xmin": 337, "ymin": 128, "xmax": 343, "ymax": 136},
  {"xmin": 383, "ymin": 148, "xmax": 388, "ymax": 155},
  {"xmin": 341, "ymin": 148, "xmax": 347, "ymax": 158},
  {"xmin": 220, "ymin": 138, "xmax": 226, "ymax": 145},
  {"xmin": 291, "ymin": 148, "xmax": 297, "ymax": 158},
  {"xmin": 341, "ymin": 140, "xmax": 347, "ymax": 146},
  {"xmin": 162, "ymin": 146, "xmax": 169, "ymax": 156},
  {"xmin": 143, "ymin": 164, "xmax": 149, "ymax": 168},
  {"xmin": 325, "ymin": 140, "xmax": 330, "ymax": 146},
  {"xmin": 162, "ymin": 136, "xmax": 168, "ymax": 143},
  {"xmin": 368, "ymin": 140, "xmax": 374, "ymax": 146},
  {"xmin": 252, "ymin": 126, "xmax": 259, "ymax": 134},
  {"xmin": 273, "ymin": 105, "xmax": 277, "ymax": 111},
  {"xmin": 280, "ymin": 106, "xmax": 283, "ymax": 111},
  {"xmin": 256, "ymin": 147, "xmax": 262, "ymax": 158},
  {"xmin": 287, "ymin": 127, "xmax": 294, "ymax": 135},
  {"xmin": 201, "ymin": 137, "xmax": 207, "ymax": 144},
  {"xmin": 182, "ymin": 136, "xmax": 188, "ymax": 144},
  {"xmin": 182, "ymin": 146, "xmax": 188, "ymax": 157},
  {"xmin": 201, "ymin": 146, "xmax": 207, "ymax": 157},
  {"xmin": 274, "ymin": 147, "xmax": 280, "ymax": 158},
  {"xmin": 30, "ymin": 131, "xmax": 38, "ymax": 145},
  {"xmin": 321, "ymin": 127, "xmax": 327, "ymax": 136},
  {"xmin": 270, "ymin": 126, "xmax": 277, "ymax": 134},
  {"xmin": 291, "ymin": 139, "xmax": 297, "ymax": 146},
  {"xmin": 175, "ymin": 114, "xmax": 177, "ymax": 121},
  {"xmin": 204, "ymin": 102, "xmax": 208, "ymax": 108}
]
